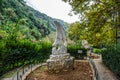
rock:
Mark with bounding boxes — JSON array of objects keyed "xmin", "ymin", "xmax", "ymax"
[{"xmin": 47, "ymin": 54, "xmax": 74, "ymax": 72}]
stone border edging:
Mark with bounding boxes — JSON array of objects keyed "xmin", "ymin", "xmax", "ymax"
[
  {"xmin": 89, "ymin": 58, "xmax": 100, "ymax": 80},
  {"xmin": 22, "ymin": 63, "xmax": 46, "ymax": 80},
  {"xmin": 89, "ymin": 59, "xmax": 96, "ymax": 80}
]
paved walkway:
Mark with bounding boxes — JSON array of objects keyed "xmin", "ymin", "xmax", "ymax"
[{"xmin": 93, "ymin": 57, "xmax": 119, "ymax": 80}]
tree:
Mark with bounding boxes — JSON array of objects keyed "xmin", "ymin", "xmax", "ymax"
[
  {"xmin": 68, "ymin": 22, "xmax": 114, "ymax": 47},
  {"xmin": 63, "ymin": 0, "xmax": 120, "ymax": 45}
]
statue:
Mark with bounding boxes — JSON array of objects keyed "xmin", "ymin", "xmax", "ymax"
[
  {"xmin": 82, "ymin": 40, "xmax": 90, "ymax": 49},
  {"xmin": 46, "ymin": 21, "xmax": 74, "ymax": 73},
  {"xmin": 82, "ymin": 40, "xmax": 91, "ymax": 57},
  {"xmin": 52, "ymin": 21, "xmax": 67, "ymax": 54}
]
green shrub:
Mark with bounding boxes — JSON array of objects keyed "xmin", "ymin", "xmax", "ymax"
[
  {"xmin": 0, "ymin": 39, "xmax": 52, "ymax": 76},
  {"xmin": 67, "ymin": 44, "xmax": 87, "ymax": 59},
  {"xmin": 1, "ymin": 38, "xmax": 87, "ymax": 76},
  {"xmin": 93, "ymin": 48, "xmax": 102, "ymax": 54},
  {"xmin": 102, "ymin": 44, "xmax": 120, "ymax": 78},
  {"xmin": 0, "ymin": 41, "xmax": 6, "ymax": 59}
]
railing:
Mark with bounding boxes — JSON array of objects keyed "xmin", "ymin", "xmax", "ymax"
[
  {"xmin": 11, "ymin": 64, "xmax": 33, "ymax": 80},
  {"xmin": 11, "ymin": 61, "xmax": 44, "ymax": 80},
  {"xmin": 89, "ymin": 58, "xmax": 100, "ymax": 80}
]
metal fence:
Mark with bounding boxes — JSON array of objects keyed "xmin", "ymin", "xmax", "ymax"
[
  {"xmin": 11, "ymin": 61, "xmax": 42, "ymax": 80},
  {"xmin": 89, "ymin": 58, "xmax": 101, "ymax": 80}
]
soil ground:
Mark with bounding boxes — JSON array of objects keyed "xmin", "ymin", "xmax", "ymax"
[{"xmin": 25, "ymin": 60, "xmax": 94, "ymax": 80}]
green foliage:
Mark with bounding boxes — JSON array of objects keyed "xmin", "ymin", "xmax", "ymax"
[
  {"xmin": 0, "ymin": 41, "xmax": 6, "ymax": 60},
  {"xmin": 68, "ymin": 22, "xmax": 114, "ymax": 47},
  {"xmin": 0, "ymin": 0, "xmax": 69, "ymax": 77},
  {"xmin": 0, "ymin": 0, "xmax": 68, "ymax": 38},
  {"xmin": 68, "ymin": 22, "xmax": 82, "ymax": 41},
  {"xmin": 64, "ymin": 0, "xmax": 120, "ymax": 45},
  {"xmin": 68, "ymin": 43, "xmax": 87, "ymax": 59},
  {"xmin": 93, "ymin": 48, "xmax": 101, "ymax": 54},
  {"xmin": 102, "ymin": 44, "xmax": 120, "ymax": 77},
  {"xmin": 0, "ymin": 21, "xmax": 52, "ymax": 76},
  {"xmin": 48, "ymin": 32, "xmax": 56, "ymax": 43},
  {"xmin": 0, "ymin": 39, "xmax": 52, "ymax": 76}
]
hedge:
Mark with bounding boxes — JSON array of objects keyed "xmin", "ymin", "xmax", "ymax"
[
  {"xmin": 102, "ymin": 44, "xmax": 120, "ymax": 78},
  {"xmin": 0, "ymin": 39, "xmax": 86, "ymax": 77},
  {"xmin": 68, "ymin": 44, "xmax": 87, "ymax": 59},
  {"xmin": 0, "ymin": 39, "xmax": 52, "ymax": 76}
]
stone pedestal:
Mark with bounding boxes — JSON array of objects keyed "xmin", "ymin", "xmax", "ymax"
[{"xmin": 47, "ymin": 53, "xmax": 74, "ymax": 73}]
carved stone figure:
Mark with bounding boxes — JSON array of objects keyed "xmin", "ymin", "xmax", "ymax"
[
  {"xmin": 82, "ymin": 40, "xmax": 91, "ymax": 56},
  {"xmin": 82, "ymin": 40, "xmax": 90, "ymax": 49},
  {"xmin": 46, "ymin": 21, "xmax": 74, "ymax": 73},
  {"xmin": 52, "ymin": 21, "xmax": 67, "ymax": 54}
]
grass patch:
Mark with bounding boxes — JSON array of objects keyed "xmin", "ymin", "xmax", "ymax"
[{"xmin": 1, "ymin": 68, "xmax": 17, "ymax": 78}]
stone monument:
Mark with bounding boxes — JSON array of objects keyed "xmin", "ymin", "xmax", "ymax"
[
  {"xmin": 82, "ymin": 40, "xmax": 91, "ymax": 56},
  {"xmin": 47, "ymin": 21, "xmax": 74, "ymax": 73}
]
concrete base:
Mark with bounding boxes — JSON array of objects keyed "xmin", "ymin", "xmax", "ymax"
[{"xmin": 47, "ymin": 53, "xmax": 74, "ymax": 73}]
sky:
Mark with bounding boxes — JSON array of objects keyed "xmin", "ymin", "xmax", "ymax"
[{"xmin": 25, "ymin": 0, "xmax": 80, "ymax": 23}]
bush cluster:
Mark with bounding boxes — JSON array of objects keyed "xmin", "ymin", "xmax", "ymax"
[
  {"xmin": 102, "ymin": 44, "xmax": 120, "ymax": 78},
  {"xmin": 93, "ymin": 48, "xmax": 102, "ymax": 54},
  {"xmin": 68, "ymin": 44, "xmax": 87, "ymax": 59},
  {"xmin": 0, "ymin": 38, "xmax": 86, "ymax": 77},
  {"xmin": 0, "ymin": 39, "xmax": 52, "ymax": 76}
]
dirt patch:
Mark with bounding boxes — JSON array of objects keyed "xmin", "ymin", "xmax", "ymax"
[{"xmin": 26, "ymin": 60, "xmax": 94, "ymax": 80}]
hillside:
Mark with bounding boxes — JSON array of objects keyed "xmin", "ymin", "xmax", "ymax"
[
  {"xmin": 0, "ymin": 0, "xmax": 69, "ymax": 76},
  {"xmin": 0, "ymin": 0, "xmax": 68, "ymax": 40}
]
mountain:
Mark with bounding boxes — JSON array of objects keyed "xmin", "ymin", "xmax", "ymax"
[
  {"xmin": 0, "ymin": 0, "xmax": 69, "ymax": 40},
  {"xmin": 32, "ymin": 8, "xmax": 69, "ymax": 31}
]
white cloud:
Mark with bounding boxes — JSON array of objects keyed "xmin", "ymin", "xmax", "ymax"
[{"xmin": 25, "ymin": 0, "xmax": 79, "ymax": 23}]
